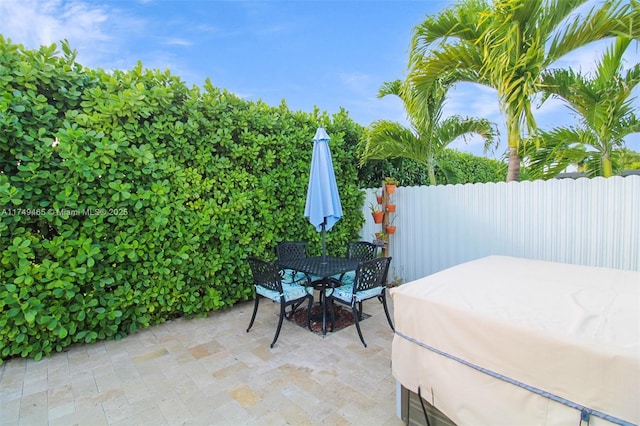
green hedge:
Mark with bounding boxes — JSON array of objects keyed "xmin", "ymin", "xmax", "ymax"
[
  {"xmin": 0, "ymin": 38, "xmax": 364, "ymax": 362},
  {"xmin": 358, "ymin": 149, "xmax": 505, "ymax": 187}
]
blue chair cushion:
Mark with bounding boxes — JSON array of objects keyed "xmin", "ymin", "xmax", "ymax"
[
  {"xmin": 328, "ymin": 283, "xmax": 384, "ymax": 303},
  {"xmin": 256, "ymin": 282, "xmax": 312, "ymax": 302},
  {"xmin": 281, "ymin": 269, "xmax": 309, "ymax": 284},
  {"xmin": 330, "ymin": 270, "xmax": 355, "ymax": 285},
  {"xmin": 281, "ymin": 269, "xmax": 323, "ymax": 284}
]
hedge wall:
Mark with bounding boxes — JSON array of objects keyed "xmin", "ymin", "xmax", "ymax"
[
  {"xmin": 358, "ymin": 149, "xmax": 505, "ymax": 188},
  {"xmin": 0, "ymin": 38, "xmax": 365, "ymax": 362}
]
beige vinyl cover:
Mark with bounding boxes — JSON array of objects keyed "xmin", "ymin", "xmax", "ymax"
[{"xmin": 391, "ymin": 256, "xmax": 640, "ymax": 426}]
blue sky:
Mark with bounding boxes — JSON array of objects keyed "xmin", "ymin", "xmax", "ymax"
[{"xmin": 1, "ymin": 0, "xmax": 638, "ymax": 158}]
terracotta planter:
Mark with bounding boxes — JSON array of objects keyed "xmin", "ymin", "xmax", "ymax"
[
  {"xmin": 386, "ymin": 225, "xmax": 397, "ymax": 234},
  {"xmin": 385, "ymin": 184, "xmax": 396, "ymax": 195},
  {"xmin": 376, "ymin": 195, "xmax": 383, "ymax": 204},
  {"xmin": 373, "ymin": 232, "xmax": 388, "ymax": 247},
  {"xmin": 386, "ymin": 204, "xmax": 396, "ymax": 213},
  {"xmin": 372, "ymin": 211, "xmax": 384, "ymax": 224}
]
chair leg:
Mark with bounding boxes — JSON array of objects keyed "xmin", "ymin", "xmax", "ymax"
[
  {"xmin": 328, "ymin": 298, "xmax": 336, "ymax": 332},
  {"xmin": 351, "ymin": 304, "xmax": 367, "ymax": 348},
  {"xmin": 380, "ymin": 292, "xmax": 395, "ymax": 331},
  {"xmin": 271, "ymin": 302, "xmax": 286, "ymax": 348},
  {"xmin": 287, "ymin": 299, "xmax": 303, "ymax": 319},
  {"xmin": 246, "ymin": 296, "xmax": 260, "ymax": 332},
  {"xmin": 306, "ymin": 296, "xmax": 314, "ymax": 331}
]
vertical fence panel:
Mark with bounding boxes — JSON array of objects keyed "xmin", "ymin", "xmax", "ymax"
[{"xmin": 360, "ymin": 176, "xmax": 640, "ymax": 283}]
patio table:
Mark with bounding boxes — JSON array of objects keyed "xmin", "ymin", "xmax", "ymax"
[{"xmin": 279, "ymin": 255, "xmax": 360, "ymax": 336}]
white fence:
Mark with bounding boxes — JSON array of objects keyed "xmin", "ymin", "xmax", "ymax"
[{"xmin": 359, "ymin": 175, "xmax": 640, "ymax": 283}]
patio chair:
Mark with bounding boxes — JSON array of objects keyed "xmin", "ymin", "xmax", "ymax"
[
  {"xmin": 246, "ymin": 257, "xmax": 314, "ymax": 348},
  {"xmin": 331, "ymin": 241, "xmax": 379, "ymax": 285},
  {"xmin": 276, "ymin": 241, "xmax": 312, "ymax": 284},
  {"xmin": 276, "ymin": 241, "xmax": 321, "ymax": 317},
  {"xmin": 327, "ymin": 256, "xmax": 394, "ymax": 347}
]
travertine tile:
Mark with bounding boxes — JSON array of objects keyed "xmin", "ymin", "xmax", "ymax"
[
  {"xmin": 47, "ymin": 400, "xmax": 75, "ymax": 421},
  {"xmin": 2, "ymin": 297, "xmax": 404, "ymax": 425},
  {"xmin": 155, "ymin": 394, "xmax": 192, "ymax": 423},
  {"xmin": 48, "ymin": 406, "xmax": 109, "ymax": 426},
  {"xmin": 120, "ymin": 378, "xmax": 149, "ymax": 404},
  {"xmin": 0, "ymin": 396, "xmax": 21, "ymax": 424},
  {"xmin": 17, "ymin": 389, "xmax": 47, "ymax": 425},
  {"xmin": 47, "ymin": 383, "xmax": 73, "ymax": 409}
]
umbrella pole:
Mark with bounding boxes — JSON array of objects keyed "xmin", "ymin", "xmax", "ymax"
[{"xmin": 321, "ymin": 219, "xmax": 327, "ymax": 264}]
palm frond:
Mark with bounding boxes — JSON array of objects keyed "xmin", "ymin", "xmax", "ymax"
[
  {"xmin": 377, "ymin": 80, "xmax": 403, "ymax": 99},
  {"xmin": 410, "ymin": 0, "xmax": 490, "ymax": 67},
  {"xmin": 437, "ymin": 116, "xmax": 499, "ymax": 153},
  {"xmin": 547, "ymin": 1, "xmax": 638, "ymax": 63},
  {"xmin": 524, "ymin": 127, "xmax": 589, "ymax": 179},
  {"xmin": 360, "ymin": 121, "xmax": 423, "ymax": 165}
]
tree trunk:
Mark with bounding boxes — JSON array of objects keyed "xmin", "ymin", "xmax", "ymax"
[
  {"xmin": 602, "ymin": 155, "xmax": 613, "ymax": 178},
  {"xmin": 428, "ymin": 165, "xmax": 437, "ymax": 186},
  {"xmin": 506, "ymin": 146, "xmax": 520, "ymax": 182}
]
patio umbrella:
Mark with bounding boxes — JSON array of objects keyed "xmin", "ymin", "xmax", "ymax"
[{"xmin": 304, "ymin": 126, "xmax": 343, "ymax": 261}]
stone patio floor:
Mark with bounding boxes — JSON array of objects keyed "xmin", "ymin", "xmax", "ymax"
[{"xmin": 0, "ymin": 296, "xmax": 403, "ymax": 425}]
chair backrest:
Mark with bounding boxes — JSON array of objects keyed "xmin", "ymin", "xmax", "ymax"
[
  {"xmin": 347, "ymin": 241, "xmax": 378, "ymax": 261},
  {"xmin": 276, "ymin": 242, "xmax": 309, "ymax": 261},
  {"xmin": 247, "ymin": 257, "xmax": 283, "ymax": 293},
  {"xmin": 353, "ymin": 257, "xmax": 392, "ymax": 293}
]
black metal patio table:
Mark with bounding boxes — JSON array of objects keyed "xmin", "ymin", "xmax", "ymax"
[{"xmin": 278, "ymin": 256, "xmax": 360, "ymax": 336}]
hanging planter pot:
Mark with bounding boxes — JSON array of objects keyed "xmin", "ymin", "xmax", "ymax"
[
  {"xmin": 384, "ymin": 177, "xmax": 399, "ymax": 195},
  {"xmin": 373, "ymin": 232, "xmax": 388, "ymax": 247},
  {"xmin": 376, "ymin": 194, "xmax": 383, "ymax": 204},
  {"xmin": 385, "ymin": 184, "xmax": 396, "ymax": 195},
  {"xmin": 372, "ymin": 211, "xmax": 384, "ymax": 224},
  {"xmin": 386, "ymin": 204, "xmax": 396, "ymax": 213},
  {"xmin": 386, "ymin": 225, "xmax": 397, "ymax": 235}
]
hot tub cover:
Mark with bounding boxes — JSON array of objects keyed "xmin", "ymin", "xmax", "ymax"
[{"xmin": 391, "ymin": 256, "xmax": 639, "ymax": 426}]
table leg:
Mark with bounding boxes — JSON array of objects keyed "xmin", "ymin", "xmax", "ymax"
[{"xmin": 321, "ymin": 279, "xmax": 327, "ymax": 335}]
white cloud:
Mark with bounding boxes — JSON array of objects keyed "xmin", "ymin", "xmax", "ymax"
[
  {"xmin": 551, "ymin": 39, "xmax": 640, "ymax": 76},
  {"xmin": 444, "ymin": 83, "xmax": 501, "ymax": 122},
  {"xmin": 257, "ymin": 24, "xmax": 287, "ymax": 35},
  {"xmin": 339, "ymin": 71, "xmax": 376, "ymax": 96},
  {"xmin": 346, "ymin": 92, "xmax": 408, "ymax": 128},
  {"xmin": 0, "ymin": 0, "xmax": 146, "ymax": 69},
  {"xmin": 162, "ymin": 38, "xmax": 192, "ymax": 47},
  {"xmin": 1, "ymin": 0, "xmax": 110, "ymax": 50}
]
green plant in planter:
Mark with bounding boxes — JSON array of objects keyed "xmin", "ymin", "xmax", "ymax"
[
  {"xmin": 373, "ymin": 232, "xmax": 388, "ymax": 245},
  {"xmin": 384, "ymin": 177, "xmax": 399, "ymax": 185},
  {"xmin": 369, "ymin": 202, "xmax": 383, "ymax": 214},
  {"xmin": 384, "ymin": 177, "xmax": 399, "ymax": 195},
  {"xmin": 369, "ymin": 202, "xmax": 384, "ymax": 224},
  {"xmin": 375, "ymin": 191, "xmax": 383, "ymax": 204},
  {"xmin": 386, "ymin": 266, "xmax": 404, "ymax": 287}
]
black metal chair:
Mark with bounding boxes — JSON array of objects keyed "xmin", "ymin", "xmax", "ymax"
[
  {"xmin": 327, "ymin": 257, "xmax": 394, "ymax": 347},
  {"xmin": 347, "ymin": 241, "xmax": 378, "ymax": 261},
  {"xmin": 276, "ymin": 241, "xmax": 310, "ymax": 261},
  {"xmin": 246, "ymin": 257, "xmax": 314, "ymax": 348},
  {"xmin": 276, "ymin": 242, "xmax": 310, "ymax": 282},
  {"xmin": 275, "ymin": 241, "xmax": 318, "ymax": 316},
  {"xmin": 276, "ymin": 241, "xmax": 323, "ymax": 284},
  {"xmin": 331, "ymin": 241, "xmax": 379, "ymax": 284}
]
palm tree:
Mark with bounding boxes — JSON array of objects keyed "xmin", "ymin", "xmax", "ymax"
[
  {"xmin": 408, "ymin": 0, "xmax": 639, "ymax": 181},
  {"xmin": 359, "ymin": 78, "xmax": 497, "ymax": 185},
  {"xmin": 525, "ymin": 37, "xmax": 640, "ymax": 178}
]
